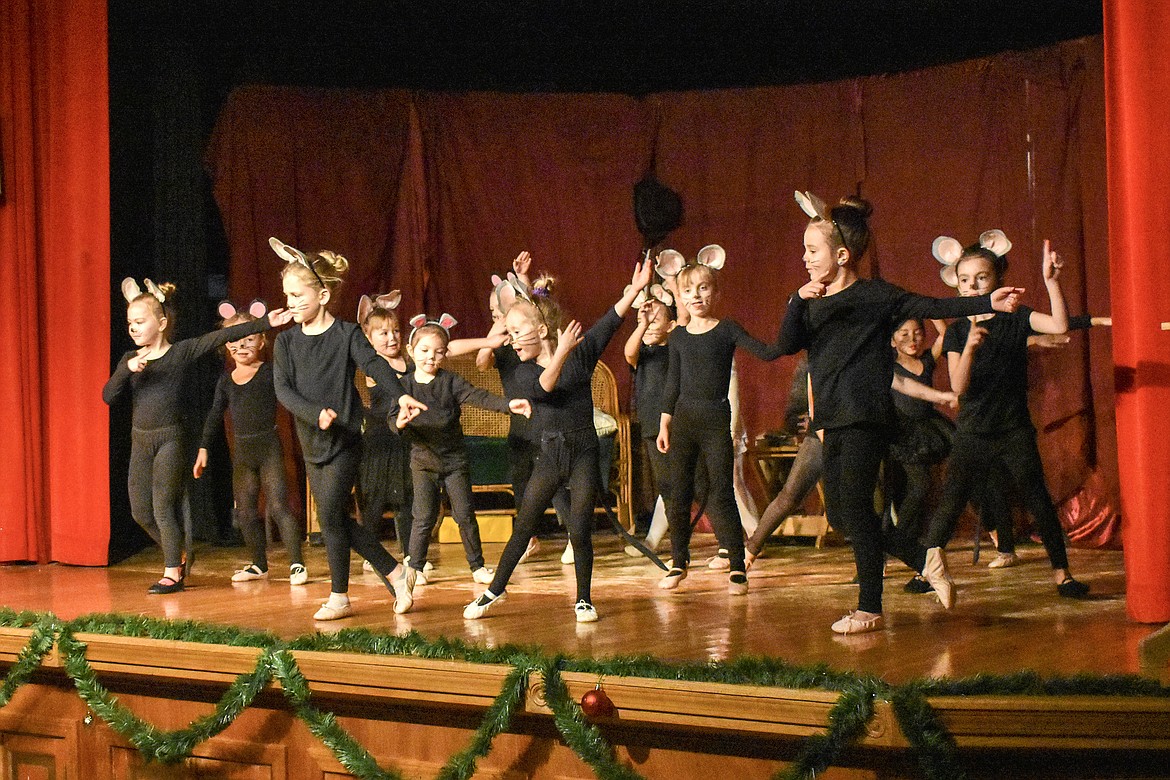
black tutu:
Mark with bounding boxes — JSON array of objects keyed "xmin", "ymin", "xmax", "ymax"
[
  {"xmin": 890, "ymin": 412, "xmax": 953, "ymax": 465},
  {"xmin": 358, "ymin": 426, "xmax": 409, "ymax": 510}
]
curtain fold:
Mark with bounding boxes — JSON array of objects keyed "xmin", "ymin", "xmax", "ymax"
[
  {"xmin": 0, "ymin": 0, "xmax": 110, "ymax": 564},
  {"xmin": 1104, "ymin": 2, "xmax": 1170, "ymax": 622}
]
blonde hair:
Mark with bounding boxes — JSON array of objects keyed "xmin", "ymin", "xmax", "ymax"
[
  {"xmin": 677, "ymin": 263, "xmax": 718, "ymax": 292},
  {"xmin": 279, "ymin": 249, "xmax": 349, "ymax": 293},
  {"xmin": 510, "ymin": 273, "xmax": 563, "ymax": 340},
  {"xmin": 128, "ymin": 282, "xmax": 177, "ymax": 336}
]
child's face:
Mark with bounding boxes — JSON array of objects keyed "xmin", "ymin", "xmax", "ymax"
[
  {"xmin": 282, "ymin": 273, "xmax": 327, "ymax": 323},
  {"xmin": 366, "ymin": 317, "xmax": 402, "ymax": 359},
  {"xmin": 505, "ymin": 306, "xmax": 545, "ymax": 361},
  {"xmin": 489, "ymin": 292, "xmax": 505, "ymax": 323},
  {"xmin": 891, "ymin": 320, "xmax": 925, "ymax": 358},
  {"xmin": 127, "ymin": 300, "xmax": 165, "ymax": 346},
  {"xmin": 678, "ymin": 275, "xmax": 716, "ymax": 319},
  {"xmin": 410, "ymin": 332, "xmax": 448, "ymax": 375},
  {"xmin": 802, "ymin": 222, "xmax": 839, "ymax": 283},
  {"xmin": 643, "ymin": 301, "xmax": 672, "ymax": 343},
  {"xmin": 955, "ymin": 256, "xmax": 998, "ymax": 297},
  {"xmin": 227, "ymin": 333, "xmax": 264, "ymax": 366}
]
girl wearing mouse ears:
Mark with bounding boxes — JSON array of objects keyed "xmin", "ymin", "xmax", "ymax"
[
  {"xmin": 775, "ymin": 192, "xmax": 1025, "ymax": 634},
  {"xmin": 103, "ymin": 279, "xmax": 293, "ymax": 595}
]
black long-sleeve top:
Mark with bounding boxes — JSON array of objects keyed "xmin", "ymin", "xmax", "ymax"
[
  {"xmin": 775, "ymin": 279, "xmax": 996, "ymax": 432},
  {"xmin": 199, "ymin": 362, "xmax": 280, "ymax": 448},
  {"xmin": 891, "ymin": 351, "xmax": 938, "ymax": 420},
  {"xmin": 102, "ymin": 318, "xmax": 270, "ymax": 431},
  {"xmin": 511, "ymin": 308, "xmax": 624, "ymax": 440},
  {"xmin": 662, "ymin": 318, "xmax": 783, "ymax": 416},
  {"xmin": 273, "ymin": 318, "xmax": 407, "ymax": 464},
  {"xmin": 395, "ymin": 369, "xmax": 511, "ymax": 472},
  {"xmin": 494, "ymin": 345, "xmax": 539, "ymax": 442},
  {"xmin": 943, "ymin": 307, "xmax": 1037, "ymax": 435},
  {"xmin": 632, "ymin": 342, "xmax": 670, "ymax": 437}
]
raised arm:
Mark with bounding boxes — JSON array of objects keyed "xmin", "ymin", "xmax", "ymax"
[
  {"xmin": 624, "ymin": 306, "xmax": 651, "ymax": 368},
  {"xmin": 539, "ymin": 320, "xmax": 583, "ymax": 393},
  {"xmin": 613, "ymin": 260, "xmax": 653, "ymax": 319},
  {"xmin": 475, "ymin": 317, "xmax": 508, "ymax": 371},
  {"xmin": 947, "ymin": 320, "xmax": 987, "ymax": 397},
  {"xmin": 929, "ymin": 319, "xmax": 948, "ymax": 361},
  {"xmin": 1027, "ymin": 240, "xmax": 1069, "ymax": 335}
]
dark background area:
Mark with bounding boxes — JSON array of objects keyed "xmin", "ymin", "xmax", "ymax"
[{"xmin": 105, "ymin": 0, "xmax": 1103, "ymax": 561}]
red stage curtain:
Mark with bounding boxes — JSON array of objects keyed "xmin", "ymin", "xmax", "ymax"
[
  {"xmin": 1104, "ymin": 3, "xmax": 1170, "ymax": 622},
  {"xmin": 207, "ymin": 37, "xmax": 1116, "ymax": 547},
  {"xmin": 0, "ymin": 0, "xmax": 110, "ymax": 564}
]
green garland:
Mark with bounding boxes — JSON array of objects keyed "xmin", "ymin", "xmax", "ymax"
[{"xmin": 1, "ymin": 607, "xmax": 1168, "ymax": 780}]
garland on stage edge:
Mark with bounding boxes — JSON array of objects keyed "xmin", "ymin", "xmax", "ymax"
[{"xmin": 1, "ymin": 608, "xmax": 1169, "ymax": 780}]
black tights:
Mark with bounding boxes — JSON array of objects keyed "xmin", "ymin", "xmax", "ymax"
[
  {"xmin": 409, "ymin": 467, "xmax": 484, "ymax": 571},
  {"xmin": 746, "ymin": 434, "xmax": 823, "ymax": 556},
  {"xmin": 822, "ymin": 425, "xmax": 926, "ymax": 614},
  {"xmin": 490, "ymin": 441, "xmax": 598, "ymax": 603},
  {"xmin": 128, "ymin": 425, "xmax": 187, "ymax": 568},
  {"xmin": 305, "ymin": 445, "xmax": 399, "ymax": 593},
  {"xmin": 232, "ymin": 431, "xmax": 303, "ymax": 571},
  {"xmin": 925, "ymin": 427, "xmax": 1069, "ymax": 570},
  {"xmin": 665, "ymin": 408, "xmax": 745, "ymax": 572}
]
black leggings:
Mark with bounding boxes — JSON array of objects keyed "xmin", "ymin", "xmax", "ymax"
[
  {"xmin": 746, "ymin": 434, "xmax": 823, "ymax": 556},
  {"xmin": 665, "ymin": 406, "xmax": 744, "ymax": 572},
  {"xmin": 925, "ymin": 427, "xmax": 1069, "ymax": 569},
  {"xmin": 508, "ymin": 435, "xmax": 571, "ymax": 522},
  {"xmin": 305, "ymin": 445, "xmax": 399, "ymax": 593},
  {"xmin": 822, "ymin": 425, "xmax": 926, "ymax": 614},
  {"xmin": 232, "ymin": 430, "xmax": 303, "ymax": 570},
  {"xmin": 128, "ymin": 425, "xmax": 187, "ymax": 568},
  {"xmin": 358, "ymin": 430, "xmax": 413, "ymax": 555},
  {"xmin": 408, "ymin": 466, "xmax": 484, "ymax": 571},
  {"xmin": 490, "ymin": 434, "xmax": 599, "ymax": 603}
]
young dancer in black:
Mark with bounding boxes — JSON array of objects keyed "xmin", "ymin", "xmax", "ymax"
[
  {"xmin": 194, "ymin": 303, "xmax": 306, "ymax": 585},
  {"xmin": 656, "ymin": 249, "xmax": 786, "ymax": 594},
  {"xmin": 464, "ymin": 260, "xmax": 653, "ymax": 623},
  {"xmin": 775, "ymin": 193, "xmax": 1023, "ymax": 633},
  {"xmin": 922, "ymin": 235, "xmax": 1089, "ymax": 598},
  {"xmin": 270, "ymin": 238, "xmax": 425, "ymax": 620},
  {"xmin": 394, "ymin": 315, "xmax": 530, "ymax": 586},
  {"xmin": 103, "ymin": 279, "xmax": 292, "ymax": 594}
]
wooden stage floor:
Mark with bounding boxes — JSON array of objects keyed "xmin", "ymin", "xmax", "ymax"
[{"xmin": 0, "ymin": 532, "xmax": 1157, "ymax": 684}]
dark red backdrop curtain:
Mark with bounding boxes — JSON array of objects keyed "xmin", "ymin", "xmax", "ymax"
[
  {"xmin": 0, "ymin": 0, "xmax": 110, "ymax": 564},
  {"xmin": 1104, "ymin": 4, "xmax": 1170, "ymax": 622},
  {"xmin": 207, "ymin": 36, "xmax": 1116, "ymax": 555}
]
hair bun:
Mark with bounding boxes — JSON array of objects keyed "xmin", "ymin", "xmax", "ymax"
[
  {"xmin": 156, "ymin": 282, "xmax": 178, "ymax": 300},
  {"xmin": 315, "ymin": 250, "xmax": 349, "ymax": 276},
  {"xmin": 531, "ymin": 273, "xmax": 556, "ymax": 298},
  {"xmin": 838, "ymin": 195, "xmax": 873, "ymax": 219}
]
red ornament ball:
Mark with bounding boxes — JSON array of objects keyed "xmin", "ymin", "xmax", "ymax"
[{"xmin": 579, "ymin": 686, "xmax": 615, "ymax": 718}]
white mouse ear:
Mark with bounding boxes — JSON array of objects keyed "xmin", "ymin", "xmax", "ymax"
[
  {"xmin": 408, "ymin": 313, "xmax": 428, "ymax": 330},
  {"xmin": 269, "ymin": 236, "xmax": 307, "ymax": 265},
  {"xmin": 627, "ymin": 285, "xmax": 647, "ymax": 309},
  {"xmin": 978, "ymin": 229, "xmax": 1012, "ymax": 257},
  {"xmin": 248, "ymin": 300, "xmax": 268, "ymax": 318},
  {"xmin": 376, "ymin": 290, "xmax": 402, "ymax": 310},
  {"xmin": 696, "ymin": 244, "xmax": 726, "ymax": 270},
  {"xmin": 143, "ymin": 279, "xmax": 166, "ymax": 302},
  {"xmin": 655, "ymin": 249, "xmax": 685, "ymax": 278},
  {"xmin": 438, "ymin": 313, "xmax": 458, "ymax": 331},
  {"xmin": 794, "ymin": 190, "xmax": 830, "ymax": 220},
  {"xmin": 931, "ymin": 236, "xmax": 963, "ymax": 266},
  {"xmin": 357, "ymin": 295, "xmax": 373, "ymax": 324},
  {"xmin": 650, "ymin": 283, "xmax": 674, "ymax": 307},
  {"xmin": 490, "ymin": 274, "xmax": 504, "ymax": 288},
  {"xmin": 940, "ymin": 264, "xmax": 959, "ymax": 288},
  {"xmin": 121, "ymin": 278, "xmax": 142, "ymax": 303},
  {"xmin": 496, "ymin": 282, "xmax": 518, "ymax": 311},
  {"xmin": 217, "ymin": 301, "xmax": 238, "ymax": 320}
]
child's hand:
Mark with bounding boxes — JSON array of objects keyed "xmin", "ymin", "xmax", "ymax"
[
  {"xmin": 267, "ymin": 308, "xmax": 294, "ymax": 327},
  {"xmin": 398, "ymin": 394, "xmax": 428, "ymax": 418},
  {"xmin": 394, "ymin": 404, "xmax": 417, "ymax": 429},
  {"xmin": 508, "ymin": 398, "xmax": 532, "ymax": 418},
  {"xmin": 1041, "ymin": 239, "xmax": 1064, "ymax": 283},
  {"xmin": 318, "ymin": 408, "xmax": 338, "ymax": 430},
  {"xmin": 965, "ymin": 323, "xmax": 989, "ymax": 351},
  {"xmin": 637, "ymin": 305, "xmax": 653, "ymax": 329},
  {"xmin": 193, "ymin": 448, "xmax": 209, "ymax": 479},
  {"xmin": 555, "ymin": 320, "xmax": 583, "ymax": 357},
  {"xmin": 512, "ymin": 250, "xmax": 532, "ymax": 284},
  {"xmin": 990, "ymin": 286, "xmax": 1025, "ymax": 312},
  {"xmin": 630, "ymin": 259, "xmax": 653, "ymax": 291},
  {"xmin": 798, "ymin": 279, "xmax": 827, "ymax": 300},
  {"xmin": 938, "ymin": 392, "xmax": 959, "ymax": 411},
  {"xmin": 486, "ymin": 331, "xmax": 510, "ymax": 348},
  {"xmin": 656, "ymin": 427, "xmax": 670, "ymax": 453},
  {"xmin": 128, "ymin": 347, "xmax": 151, "ymax": 373}
]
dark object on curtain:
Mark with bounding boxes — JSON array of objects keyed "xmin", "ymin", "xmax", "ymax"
[{"xmin": 633, "ymin": 172, "xmax": 682, "ymax": 248}]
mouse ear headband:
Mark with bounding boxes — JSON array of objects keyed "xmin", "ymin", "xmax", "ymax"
[
  {"xmin": 654, "ymin": 244, "xmax": 726, "ymax": 278},
  {"xmin": 121, "ymin": 278, "xmax": 166, "ymax": 304},
  {"xmin": 269, "ymin": 236, "xmax": 326, "ymax": 288},
  {"xmin": 794, "ymin": 190, "xmax": 831, "ymax": 221},
  {"xmin": 932, "ymin": 229, "xmax": 1012, "ymax": 288},
  {"xmin": 491, "ymin": 272, "xmax": 531, "ymax": 312},
  {"xmin": 357, "ymin": 291, "xmax": 402, "ymax": 323},
  {"xmin": 217, "ymin": 299, "xmax": 268, "ymax": 320},
  {"xmin": 408, "ymin": 312, "xmax": 458, "ymax": 342},
  {"xmin": 626, "ymin": 282, "xmax": 675, "ymax": 309}
]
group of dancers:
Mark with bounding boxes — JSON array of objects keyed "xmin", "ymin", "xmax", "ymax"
[{"xmin": 104, "ymin": 191, "xmax": 1098, "ymax": 633}]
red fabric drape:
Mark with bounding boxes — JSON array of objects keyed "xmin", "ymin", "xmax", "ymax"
[
  {"xmin": 1104, "ymin": 3, "xmax": 1170, "ymax": 622},
  {"xmin": 207, "ymin": 37, "xmax": 1116, "ymax": 548},
  {"xmin": 0, "ymin": 0, "xmax": 110, "ymax": 563}
]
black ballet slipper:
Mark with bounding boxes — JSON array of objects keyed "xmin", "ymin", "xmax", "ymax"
[
  {"xmin": 148, "ymin": 576, "xmax": 185, "ymax": 595},
  {"xmin": 1057, "ymin": 577, "xmax": 1090, "ymax": 599}
]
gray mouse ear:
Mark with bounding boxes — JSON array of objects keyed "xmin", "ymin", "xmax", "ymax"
[
  {"xmin": 376, "ymin": 290, "xmax": 402, "ymax": 310},
  {"xmin": 269, "ymin": 236, "xmax": 308, "ymax": 265},
  {"xmin": 696, "ymin": 244, "xmax": 725, "ymax": 270},
  {"xmin": 978, "ymin": 229, "xmax": 1012, "ymax": 257},
  {"xmin": 121, "ymin": 278, "xmax": 142, "ymax": 303},
  {"xmin": 794, "ymin": 190, "xmax": 829, "ymax": 220},
  {"xmin": 654, "ymin": 249, "xmax": 685, "ymax": 278},
  {"xmin": 651, "ymin": 283, "xmax": 674, "ymax": 307},
  {"xmin": 357, "ymin": 295, "xmax": 373, "ymax": 324},
  {"xmin": 144, "ymin": 279, "xmax": 167, "ymax": 302}
]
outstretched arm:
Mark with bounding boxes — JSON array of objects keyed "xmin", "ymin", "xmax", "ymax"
[
  {"xmin": 449, "ymin": 331, "xmax": 509, "ymax": 358},
  {"xmin": 1028, "ymin": 240, "xmax": 1069, "ymax": 334},
  {"xmin": 892, "ymin": 373, "xmax": 957, "ymax": 409}
]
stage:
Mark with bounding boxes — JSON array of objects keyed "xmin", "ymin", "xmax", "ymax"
[{"xmin": 2, "ymin": 533, "xmax": 1169, "ymax": 779}]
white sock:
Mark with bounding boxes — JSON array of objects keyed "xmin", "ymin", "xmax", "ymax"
[
  {"xmin": 645, "ymin": 496, "xmax": 668, "ymax": 548},
  {"xmin": 326, "ymin": 592, "xmax": 350, "ymax": 609}
]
